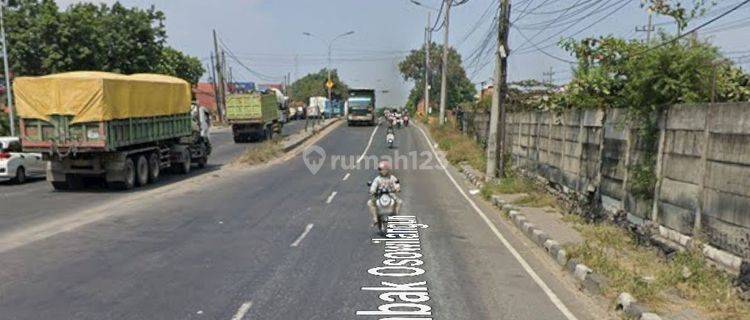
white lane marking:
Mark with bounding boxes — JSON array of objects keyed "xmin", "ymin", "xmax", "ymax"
[
  {"xmin": 230, "ymin": 301, "xmax": 253, "ymax": 320},
  {"xmin": 356, "ymin": 125, "xmax": 379, "ymax": 164},
  {"xmin": 326, "ymin": 191, "xmax": 338, "ymax": 204},
  {"xmin": 469, "ymin": 189, "xmax": 480, "ymax": 195},
  {"xmin": 343, "ymin": 173, "xmax": 351, "ymax": 181},
  {"xmin": 415, "ymin": 125, "xmax": 578, "ymax": 320},
  {"xmin": 290, "ymin": 223, "xmax": 314, "ymax": 247}
]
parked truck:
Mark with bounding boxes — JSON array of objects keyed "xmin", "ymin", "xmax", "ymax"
[
  {"xmin": 15, "ymin": 72, "xmax": 211, "ymax": 191},
  {"xmin": 347, "ymin": 89, "xmax": 376, "ymax": 126},
  {"xmin": 226, "ymin": 93, "xmax": 281, "ymax": 143}
]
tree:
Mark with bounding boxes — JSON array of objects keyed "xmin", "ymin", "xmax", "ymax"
[
  {"xmin": 288, "ymin": 69, "xmax": 349, "ymax": 103},
  {"xmin": 398, "ymin": 42, "xmax": 476, "ymax": 111},
  {"xmin": 2, "ymin": 0, "xmax": 201, "ymax": 83},
  {"xmin": 155, "ymin": 47, "xmax": 205, "ymax": 85},
  {"xmin": 642, "ymin": 0, "xmax": 714, "ymax": 32}
]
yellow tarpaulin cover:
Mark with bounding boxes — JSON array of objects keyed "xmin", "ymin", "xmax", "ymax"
[{"xmin": 14, "ymin": 71, "xmax": 191, "ymax": 124}]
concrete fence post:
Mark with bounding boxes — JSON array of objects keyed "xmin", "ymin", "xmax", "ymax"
[
  {"xmin": 694, "ymin": 104, "xmax": 713, "ymax": 235},
  {"xmin": 560, "ymin": 112, "xmax": 568, "ymax": 182},
  {"xmin": 576, "ymin": 111, "xmax": 586, "ymax": 192},
  {"xmin": 527, "ymin": 112, "xmax": 532, "ymax": 163},
  {"xmin": 651, "ymin": 108, "xmax": 669, "ymax": 223},
  {"xmin": 595, "ymin": 109, "xmax": 607, "ymax": 196},
  {"xmin": 535, "ymin": 111, "xmax": 541, "ymax": 166},
  {"xmin": 621, "ymin": 122, "xmax": 634, "ymax": 211},
  {"xmin": 547, "ymin": 113, "xmax": 553, "ymax": 170}
]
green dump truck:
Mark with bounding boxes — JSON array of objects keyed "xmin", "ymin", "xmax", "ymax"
[
  {"xmin": 226, "ymin": 93, "xmax": 282, "ymax": 143},
  {"xmin": 15, "ymin": 71, "xmax": 211, "ymax": 191}
]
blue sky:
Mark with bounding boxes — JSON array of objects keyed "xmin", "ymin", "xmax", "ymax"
[{"xmin": 54, "ymin": 0, "xmax": 750, "ymax": 107}]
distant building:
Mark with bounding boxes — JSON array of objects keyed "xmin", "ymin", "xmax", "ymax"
[
  {"xmin": 193, "ymin": 83, "xmax": 217, "ymax": 113},
  {"xmin": 232, "ymin": 82, "xmax": 255, "ymax": 93},
  {"xmin": 257, "ymin": 83, "xmax": 284, "ymax": 92}
]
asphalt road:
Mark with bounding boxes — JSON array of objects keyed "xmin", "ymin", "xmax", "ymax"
[
  {"xmin": 0, "ymin": 120, "xmax": 307, "ymax": 235},
  {"xmin": 0, "ymin": 121, "xmax": 611, "ymax": 319}
]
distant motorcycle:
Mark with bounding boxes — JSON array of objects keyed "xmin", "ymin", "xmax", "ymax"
[
  {"xmin": 386, "ymin": 132, "xmax": 395, "ymax": 149},
  {"xmin": 403, "ymin": 115, "xmax": 409, "ymax": 127},
  {"xmin": 367, "ymin": 183, "xmax": 398, "ymax": 236}
]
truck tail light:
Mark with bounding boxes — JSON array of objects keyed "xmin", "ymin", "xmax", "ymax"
[{"xmin": 0, "ymin": 152, "xmax": 10, "ymax": 159}]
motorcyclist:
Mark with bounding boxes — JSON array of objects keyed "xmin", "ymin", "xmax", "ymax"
[{"xmin": 367, "ymin": 161, "xmax": 402, "ymax": 227}]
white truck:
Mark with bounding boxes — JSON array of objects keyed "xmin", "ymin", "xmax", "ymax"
[{"xmin": 307, "ymin": 96, "xmax": 327, "ymax": 119}]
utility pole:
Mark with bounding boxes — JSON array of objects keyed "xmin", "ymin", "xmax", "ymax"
[
  {"xmin": 212, "ymin": 30, "xmax": 226, "ymax": 122},
  {"xmin": 209, "ymin": 54, "xmax": 221, "ymax": 113},
  {"xmin": 485, "ymin": 0, "xmax": 511, "ymax": 180},
  {"xmin": 438, "ymin": 0, "xmax": 451, "ymax": 125},
  {"xmin": 1, "ymin": 2, "xmax": 14, "ymax": 136},
  {"xmin": 543, "ymin": 67, "xmax": 555, "ymax": 85},
  {"xmin": 221, "ymin": 51, "xmax": 230, "ymax": 102},
  {"xmin": 635, "ymin": 11, "xmax": 654, "ymax": 42},
  {"xmin": 424, "ymin": 11, "xmax": 431, "ymax": 116}
]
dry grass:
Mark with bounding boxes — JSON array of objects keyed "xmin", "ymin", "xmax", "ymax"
[
  {"xmin": 513, "ymin": 192, "xmax": 558, "ymax": 208},
  {"xmin": 236, "ymin": 140, "xmax": 283, "ymax": 165},
  {"xmin": 427, "ymin": 122, "xmax": 487, "ymax": 172},
  {"xmin": 565, "ymin": 221, "xmax": 750, "ymax": 319},
  {"xmin": 480, "ymin": 174, "xmax": 536, "ymax": 199}
]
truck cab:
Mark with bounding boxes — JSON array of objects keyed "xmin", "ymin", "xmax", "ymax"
[{"xmin": 347, "ymin": 89, "xmax": 376, "ymax": 126}]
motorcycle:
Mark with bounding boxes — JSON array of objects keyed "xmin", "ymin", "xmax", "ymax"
[
  {"xmin": 403, "ymin": 115, "xmax": 410, "ymax": 127},
  {"xmin": 367, "ymin": 183, "xmax": 398, "ymax": 236},
  {"xmin": 386, "ymin": 132, "xmax": 395, "ymax": 149}
]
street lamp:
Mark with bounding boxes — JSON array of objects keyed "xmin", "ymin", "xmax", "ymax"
[
  {"xmin": 302, "ymin": 31, "xmax": 355, "ymax": 104},
  {"xmin": 0, "ymin": 0, "xmax": 14, "ymax": 136}
]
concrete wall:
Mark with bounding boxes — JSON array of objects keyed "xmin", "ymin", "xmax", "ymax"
[{"xmin": 477, "ymin": 103, "xmax": 750, "ymax": 260}]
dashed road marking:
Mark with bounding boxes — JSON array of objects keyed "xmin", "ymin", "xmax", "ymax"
[
  {"xmin": 357, "ymin": 125, "xmax": 379, "ymax": 164},
  {"xmin": 230, "ymin": 301, "xmax": 253, "ymax": 320},
  {"xmin": 326, "ymin": 191, "xmax": 338, "ymax": 204},
  {"xmin": 415, "ymin": 124, "xmax": 578, "ymax": 320},
  {"xmin": 343, "ymin": 173, "xmax": 351, "ymax": 181},
  {"xmin": 290, "ymin": 223, "xmax": 314, "ymax": 247}
]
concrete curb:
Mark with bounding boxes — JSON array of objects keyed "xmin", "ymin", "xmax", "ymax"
[
  {"xmin": 459, "ymin": 163, "xmax": 485, "ymax": 189},
  {"xmin": 455, "ymin": 169, "xmax": 663, "ymax": 320},
  {"xmin": 282, "ymin": 118, "xmax": 340, "ymax": 152}
]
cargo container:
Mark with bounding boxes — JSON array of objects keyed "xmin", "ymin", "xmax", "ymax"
[{"xmin": 226, "ymin": 93, "xmax": 281, "ymax": 143}]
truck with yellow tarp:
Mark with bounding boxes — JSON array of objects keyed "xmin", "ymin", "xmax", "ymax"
[
  {"xmin": 14, "ymin": 71, "xmax": 211, "ymax": 190},
  {"xmin": 226, "ymin": 93, "xmax": 282, "ymax": 143}
]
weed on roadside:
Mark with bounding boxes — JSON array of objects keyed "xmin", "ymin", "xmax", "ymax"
[
  {"xmin": 236, "ymin": 140, "xmax": 283, "ymax": 165},
  {"xmin": 565, "ymin": 221, "xmax": 750, "ymax": 319}
]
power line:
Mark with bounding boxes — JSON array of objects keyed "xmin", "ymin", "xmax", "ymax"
[
  {"xmin": 218, "ymin": 36, "xmax": 285, "ymax": 82},
  {"xmin": 514, "ymin": 0, "xmax": 631, "ymax": 54},
  {"xmin": 512, "ymin": 25, "xmax": 576, "ymax": 64},
  {"xmin": 638, "ymin": 0, "xmax": 750, "ymax": 55}
]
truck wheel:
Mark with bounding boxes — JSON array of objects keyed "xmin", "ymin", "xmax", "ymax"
[
  {"xmin": 197, "ymin": 155, "xmax": 208, "ymax": 169},
  {"xmin": 178, "ymin": 155, "xmax": 191, "ymax": 174},
  {"xmin": 111, "ymin": 158, "xmax": 136, "ymax": 190},
  {"xmin": 135, "ymin": 155, "xmax": 149, "ymax": 186},
  {"xmin": 13, "ymin": 166, "xmax": 26, "ymax": 184},
  {"xmin": 148, "ymin": 153, "xmax": 161, "ymax": 183},
  {"xmin": 266, "ymin": 126, "xmax": 274, "ymax": 140}
]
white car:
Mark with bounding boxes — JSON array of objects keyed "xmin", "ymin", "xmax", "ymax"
[{"xmin": 0, "ymin": 137, "xmax": 45, "ymax": 184}]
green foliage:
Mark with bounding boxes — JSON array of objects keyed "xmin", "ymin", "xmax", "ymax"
[
  {"xmin": 398, "ymin": 42, "xmax": 476, "ymax": 109},
  {"xmin": 155, "ymin": 47, "xmax": 205, "ymax": 85},
  {"xmin": 643, "ymin": 0, "xmax": 714, "ymax": 31},
  {"xmin": 0, "ymin": 111, "xmax": 10, "ymax": 136},
  {"xmin": 288, "ymin": 69, "xmax": 349, "ymax": 103},
  {"xmin": 507, "ymin": 79, "xmax": 557, "ymax": 111},
  {"xmin": 3, "ymin": 0, "xmax": 202, "ymax": 83}
]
